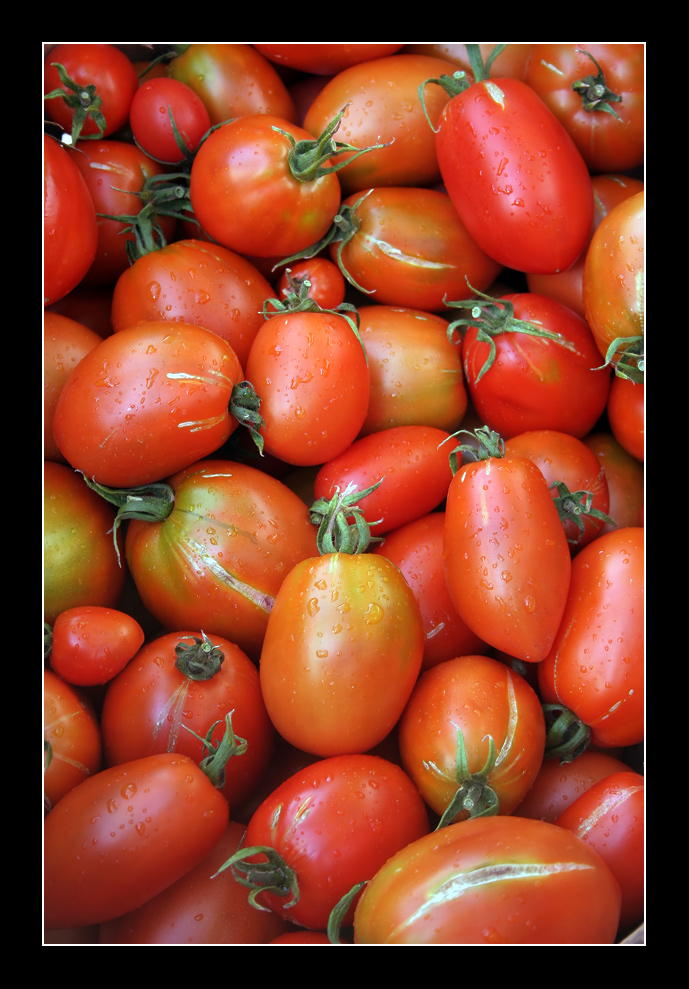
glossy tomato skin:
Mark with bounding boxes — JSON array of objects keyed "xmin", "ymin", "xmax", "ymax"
[
  {"xmin": 52, "ymin": 321, "xmax": 244, "ymax": 488},
  {"xmin": 100, "ymin": 630, "xmax": 274, "ymax": 808},
  {"xmin": 110, "ymin": 239, "xmax": 273, "ymax": 368},
  {"xmin": 129, "ymin": 78, "xmax": 211, "ymax": 163},
  {"xmin": 245, "ymin": 309, "xmax": 370, "ymax": 466},
  {"xmin": 241, "ymin": 754, "xmax": 430, "ymax": 930},
  {"xmin": 462, "ymin": 293, "xmax": 611, "ymax": 439},
  {"xmin": 44, "ymin": 753, "xmax": 230, "ymax": 930},
  {"xmin": 49, "ymin": 606, "xmax": 145, "ymax": 686},
  {"xmin": 353, "ymin": 816, "xmax": 621, "ymax": 944},
  {"xmin": 254, "ymin": 43, "xmax": 404, "ymax": 75},
  {"xmin": 404, "ymin": 43, "xmax": 532, "ymax": 81},
  {"xmin": 583, "ymin": 432, "xmax": 644, "ymax": 532},
  {"xmin": 607, "ymin": 374, "xmax": 644, "ymax": 462},
  {"xmin": 44, "ymin": 134, "xmax": 99, "ymax": 306},
  {"xmin": 44, "ymin": 669, "xmax": 102, "ymax": 813},
  {"xmin": 125, "ymin": 460, "xmax": 318, "ymax": 662},
  {"xmin": 330, "ymin": 187, "xmax": 502, "ymax": 311},
  {"xmin": 313, "ymin": 425, "xmax": 454, "ymax": 536},
  {"xmin": 513, "ymin": 748, "xmax": 633, "ymax": 823},
  {"xmin": 189, "ymin": 115, "xmax": 341, "ymax": 259},
  {"xmin": 398, "ymin": 655, "xmax": 546, "ymax": 820},
  {"xmin": 44, "ymin": 311, "xmax": 102, "ymax": 463},
  {"xmin": 259, "ymin": 553, "xmax": 425, "ymax": 756},
  {"xmin": 275, "ymin": 258, "xmax": 345, "ymax": 311},
  {"xmin": 443, "ymin": 454, "xmax": 571, "ymax": 662},
  {"xmin": 435, "ymin": 78, "xmax": 594, "ymax": 273},
  {"xmin": 538, "ymin": 527, "xmax": 644, "ymax": 748}
]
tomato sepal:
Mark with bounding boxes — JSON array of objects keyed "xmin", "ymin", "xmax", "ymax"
[
  {"xmin": 309, "ymin": 479, "xmax": 385, "ymax": 554},
  {"xmin": 595, "ymin": 333, "xmax": 645, "ymax": 384},
  {"xmin": 549, "ymin": 481, "xmax": 617, "ymax": 545},
  {"xmin": 435, "ymin": 728, "xmax": 500, "ymax": 829},
  {"xmin": 279, "ymin": 104, "xmax": 392, "ymax": 183},
  {"xmin": 440, "ymin": 424, "xmax": 503, "ymax": 475},
  {"xmin": 174, "ymin": 632, "xmax": 225, "ymax": 680},
  {"xmin": 417, "ymin": 44, "xmax": 507, "ymax": 131},
  {"xmin": 571, "ymin": 49, "xmax": 623, "ymax": 117},
  {"xmin": 44, "ymin": 61, "xmax": 107, "ymax": 143},
  {"xmin": 543, "ymin": 703, "xmax": 592, "ymax": 763},
  {"xmin": 182, "ymin": 711, "xmax": 248, "ymax": 790},
  {"xmin": 97, "ymin": 171, "xmax": 195, "ymax": 261},
  {"xmin": 81, "ymin": 474, "xmax": 175, "ymax": 563},
  {"xmin": 214, "ymin": 844, "xmax": 300, "ymax": 913}
]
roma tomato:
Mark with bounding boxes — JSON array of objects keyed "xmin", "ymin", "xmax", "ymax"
[
  {"xmin": 353, "ymin": 816, "xmax": 621, "ymax": 944},
  {"xmin": 404, "ymin": 43, "xmax": 532, "ymax": 81},
  {"xmin": 398, "ymin": 655, "xmax": 545, "ymax": 823},
  {"xmin": 538, "ymin": 527, "xmax": 644, "ymax": 749},
  {"xmin": 254, "ymin": 43, "xmax": 404, "ymax": 75},
  {"xmin": 607, "ymin": 373, "xmax": 644, "ymax": 463},
  {"xmin": 129, "ymin": 78, "xmax": 212, "ymax": 163},
  {"xmin": 583, "ymin": 431, "xmax": 644, "ymax": 531},
  {"xmin": 244, "ymin": 306, "xmax": 370, "ymax": 466},
  {"xmin": 52, "ymin": 321, "xmax": 248, "ymax": 488},
  {"xmin": 124, "ymin": 460, "xmax": 318, "ymax": 661},
  {"xmin": 44, "ymin": 669, "xmax": 102, "ymax": 813},
  {"xmin": 48, "ymin": 605, "xmax": 144, "ymax": 686},
  {"xmin": 443, "ymin": 429, "xmax": 571, "ymax": 662},
  {"xmin": 259, "ymin": 552, "xmax": 425, "ymax": 756},
  {"xmin": 44, "ymin": 311, "xmax": 102, "ymax": 463},
  {"xmin": 431, "ymin": 48, "xmax": 594, "ymax": 273},
  {"xmin": 44, "ymin": 753, "xmax": 230, "ymax": 930}
]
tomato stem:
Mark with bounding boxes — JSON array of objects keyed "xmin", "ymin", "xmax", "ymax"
[
  {"xmin": 182, "ymin": 711, "xmax": 248, "ymax": 789},
  {"xmin": 44, "ymin": 61, "xmax": 107, "ymax": 143},
  {"xmin": 309, "ymin": 480, "xmax": 385, "ymax": 555},
  {"xmin": 542, "ymin": 703, "xmax": 591, "ymax": 763},
  {"xmin": 279, "ymin": 105, "xmax": 392, "ymax": 183},
  {"xmin": 213, "ymin": 843, "xmax": 300, "ymax": 912},
  {"xmin": 435, "ymin": 728, "xmax": 500, "ymax": 829},
  {"xmin": 261, "ymin": 279, "xmax": 368, "ymax": 362},
  {"xmin": 440, "ymin": 424, "xmax": 505, "ymax": 475},
  {"xmin": 174, "ymin": 632, "xmax": 225, "ymax": 680},
  {"xmin": 80, "ymin": 474, "xmax": 175, "ymax": 565},
  {"xmin": 572, "ymin": 50, "xmax": 622, "ymax": 117},
  {"xmin": 549, "ymin": 481, "xmax": 617, "ymax": 545}
]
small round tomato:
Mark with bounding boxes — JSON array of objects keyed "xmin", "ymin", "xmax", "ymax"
[
  {"xmin": 44, "ymin": 311, "xmax": 102, "ymax": 463},
  {"xmin": 48, "ymin": 606, "xmax": 145, "ymax": 686},
  {"xmin": 274, "ymin": 257, "xmax": 346, "ymax": 311},
  {"xmin": 607, "ymin": 375, "xmax": 644, "ymax": 462},
  {"xmin": 44, "ymin": 669, "xmax": 102, "ymax": 813},
  {"xmin": 129, "ymin": 77, "xmax": 211, "ymax": 163}
]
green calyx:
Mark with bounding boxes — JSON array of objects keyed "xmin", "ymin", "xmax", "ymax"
[
  {"xmin": 309, "ymin": 480, "xmax": 385, "ymax": 555},
  {"xmin": 571, "ymin": 49, "xmax": 622, "ymax": 117},
  {"xmin": 230, "ymin": 380, "xmax": 265, "ymax": 455},
  {"xmin": 542, "ymin": 703, "xmax": 591, "ymax": 763},
  {"xmin": 441, "ymin": 424, "xmax": 506, "ymax": 475},
  {"xmin": 80, "ymin": 474, "xmax": 175, "ymax": 565},
  {"xmin": 595, "ymin": 334, "xmax": 644, "ymax": 383},
  {"xmin": 213, "ymin": 844, "xmax": 300, "ymax": 913},
  {"xmin": 418, "ymin": 44, "xmax": 507, "ymax": 131},
  {"xmin": 174, "ymin": 631, "xmax": 225, "ymax": 680},
  {"xmin": 262, "ymin": 279, "xmax": 367, "ymax": 364},
  {"xmin": 182, "ymin": 711, "xmax": 248, "ymax": 790},
  {"xmin": 435, "ymin": 727, "xmax": 500, "ymax": 830},
  {"xmin": 44, "ymin": 62, "xmax": 107, "ymax": 144},
  {"xmin": 549, "ymin": 481, "xmax": 617, "ymax": 545}
]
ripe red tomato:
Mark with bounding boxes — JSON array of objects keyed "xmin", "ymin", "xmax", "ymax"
[
  {"xmin": 44, "ymin": 669, "xmax": 102, "ymax": 813},
  {"xmin": 129, "ymin": 78, "xmax": 212, "ymax": 163},
  {"xmin": 52, "ymin": 321, "xmax": 247, "ymax": 488},
  {"xmin": 274, "ymin": 258, "xmax": 346, "ymax": 311},
  {"xmin": 100, "ymin": 630, "xmax": 274, "ymax": 807},
  {"xmin": 523, "ymin": 44, "xmax": 644, "ymax": 173},
  {"xmin": 244, "ymin": 307, "xmax": 370, "ymax": 466},
  {"xmin": 538, "ymin": 527, "xmax": 644, "ymax": 749},
  {"xmin": 404, "ymin": 43, "xmax": 532, "ymax": 81},
  {"xmin": 49, "ymin": 606, "xmax": 145, "ymax": 686},
  {"xmin": 44, "ymin": 311, "xmax": 102, "ymax": 463},
  {"xmin": 254, "ymin": 43, "xmax": 405, "ymax": 75},
  {"xmin": 259, "ymin": 552, "xmax": 425, "ymax": 756},
  {"xmin": 352, "ymin": 816, "xmax": 622, "ymax": 943},
  {"xmin": 433, "ymin": 60, "xmax": 594, "ymax": 273},
  {"xmin": 606, "ymin": 375, "xmax": 644, "ymax": 462},
  {"xmin": 583, "ymin": 432, "xmax": 644, "ymax": 531},
  {"xmin": 44, "ymin": 134, "xmax": 99, "ymax": 306},
  {"xmin": 44, "ymin": 753, "xmax": 230, "ymax": 930},
  {"xmin": 398, "ymin": 654, "xmax": 546, "ymax": 822}
]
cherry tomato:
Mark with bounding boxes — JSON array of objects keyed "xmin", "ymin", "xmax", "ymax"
[
  {"xmin": 254, "ymin": 43, "xmax": 404, "ymax": 75},
  {"xmin": 44, "ymin": 311, "xmax": 102, "ymax": 463},
  {"xmin": 49, "ymin": 606, "xmax": 145, "ymax": 686},
  {"xmin": 44, "ymin": 669, "xmax": 102, "ymax": 813},
  {"xmin": 129, "ymin": 78, "xmax": 212, "ymax": 163}
]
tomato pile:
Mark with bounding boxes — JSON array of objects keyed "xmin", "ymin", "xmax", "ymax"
[{"xmin": 43, "ymin": 42, "xmax": 644, "ymax": 945}]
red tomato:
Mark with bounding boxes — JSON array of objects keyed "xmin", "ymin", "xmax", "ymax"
[
  {"xmin": 433, "ymin": 61, "xmax": 594, "ymax": 273},
  {"xmin": 129, "ymin": 78, "xmax": 212, "ymax": 163},
  {"xmin": 523, "ymin": 44, "xmax": 644, "ymax": 173},
  {"xmin": 270, "ymin": 931, "xmax": 333, "ymax": 944},
  {"xmin": 313, "ymin": 425, "xmax": 454, "ymax": 536},
  {"xmin": 189, "ymin": 115, "xmax": 341, "ymax": 259},
  {"xmin": 44, "ymin": 311, "xmax": 102, "ymax": 463},
  {"xmin": 259, "ymin": 553, "xmax": 425, "ymax": 756},
  {"xmin": 254, "ymin": 43, "xmax": 404, "ymax": 75},
  {"xmin": 100, "ymin": 630, "xmax": 274, "ymax": 807},
  {"xmin": 607, "ymin": 374, "xmax": 645, "ymax": 463},
  {"xmin": 583, "ymin": 432, "xmax": 644, "ymax": 532},
  {"xmin": 44, "ymin": 753, "xmax": 230, "ymax": 930},
  {"xmin": 443, "ymin": 434, "xmax": 571, "ymax": 662},
  {"xmin": 398, "ymin": 655, "xmax": 545, "ymax": 822},
  {"xmin": 52, "ymin": 321, "xmax": 246, "ymax": 488},
  {"xmin": 403, "ymin": 43, "xmax": 532, "ymax": 81},
  {"xmin": 49, "ymin": 606, "xmax": 145, "ymax": 686},
  {"xmin": 538, "ymin": 527, "xmax": 644, "ymax": 749},
  {"xmin": 554, "ymin": 771, "xmax": 644, "ymax": 933},
  {"xmin": 327, "ymin": 187, "xmax": 502, "ymax": 311},
  {"xmin": 124, "ymin": 459, "xmax": 318, "ymax": 661},
  {"xmin": 244, "ymin": 307, "xmax": 370, "ymax": 466},
  {"xmin": 110, "ymin": 239, "xmax": 273, "ymax": 368},
  {"xmin": 459, "ymin": 292, "xmax": 611, "ymax": 439},
  {"xmin": 353, "ymin": 816, "xmax": 622, "ymax": 943},
  {"xmin": 44, "ymin": 134, "xmax": 99, "ymax": 306},
  {"xmin": 274, "ymin": 258, "xmax": 346, "ymax": 311},
  {"xmin": 230, "ymin": 754, "xmax": 430, "ymax": 930},
  {"xmin": 44, "ymin": 669, "xmax": 102, "ymax": 813}
]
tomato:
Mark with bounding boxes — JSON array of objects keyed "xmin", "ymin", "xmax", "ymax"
[
  {"xmin": 403, "ymin": 43, "xmax": 532, "ymax": 81},
  {"xmin": 254, "ymin": 43, "xmax": 404, "ymax": 75},
  {"xmin": 555, "ymin": 771, "xmax": 644, "ymax": 934},
  {"xmin": 398, "ymin": 654, "xmax": 545, "ymax": 823},
  {"xmin": 259, "ymin": 553, "xmax": 425, "ymax": 756},
  {"xmin": 129, "ymin": 78, "xmax": 211, "ymax": 163},
  {"xmin": 44, "ymin": 43, "xmax": 139, "ymax": 142},
  {"xmin": 583, "ymin": 432, "xmax": 644, "ymax": 532},
  {"xmin": 583, "ymin": 190, "xmax": 644, "ymax": 377},
  {"xmin": 124, "ymin": 459, "xmax": 318, "ymax": 661},
  {"xmin": 352, "ymin": 816, "xmax": 621, "ymax": 943},
  {"xmin": 504, "ymin": 430, "xmax": 611, "ymax": 551},
  {"xmin": 275, "ymin": 258, "xmax": 346, "ymax": 311},
  {"xmin": 44, "ymin": 669, "xmax": 102, "ymax": 813},
  {"xmin": 324, "ymin": 187, "xmax": 502, "ymax": 312},
  {"xmin": 227, "ymin": 754, "xmax": 430, "ymax": 930},
  {"xmin": 44, "ymin": 462, "xmax": 125, "ymax": 625},
  {"xmin": 167, "ymin": 43, "xmax": 296, "ymax": 125},
  {"xmin": 442, "ymin": 429, "xmax": 571, "ymax": 662},
  {"xmin": 373, "ymin": 512, "xmax": 489, "ymax": 670},
  {"xmin": 457, "ymin": 291, "xmax": 611, "ymax": 439},
  {"xmin": 44, "ymin": 311, "xmax": 102, "ymax": 463},
  {"xmin": 48, "ymin": 606, "xmax": 144, "ymax": 686},
  {"xmin": 313, "ymin": 425, "xmax": 454, "ymax": 536},
  {"xmin": 100, "ymin": 630, "xmax": 274, "ymax": 807},
  {"xmin": 244, "ymin": 307, "xmax": 370, "ymax": 466},
  {"xmin": 538, "ymin": 527, "xmax": 644, "ymax": 749},
  {"xmin": 110, "ymin": 239, "xmax": 273, "ymax": 368},
  {"xmin": 523, "ymin": 44, "xmax": 644, "ymax": 173},
  {"xmin": 44, "ymin": 752, "xmax": 230, "ymax": 930},
  {"xmin": 44, "ymin": 134, "xmax": 99, "ymax": 306},
  {"xmin": 189, "ymin": 114, "xmax": 342, "ymax": 259},
  {"xmin": 270, "ymin": 931, "xmax": 333, "ymax": 944},
  {"xmin": 52, "ymin": 321, "xmax": 247, "ymax": 488},
  {"xmin": 98, "ymin": 822, "xmax": 292, "ymax": 944},
  {"xmin": 607, "ymin": 375, "xmax": 644, "ymax": 462},
  {"xmin": 356, "ymin": 305, "xmax": 467, "ymax": 436},
  {"xmin": 303, "ymin": 54, "xmax": 459, "ymax": 194},
  {"xmin": 432, "ymin": 51, "xmax": 594, "ymax": 273}
]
